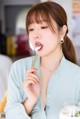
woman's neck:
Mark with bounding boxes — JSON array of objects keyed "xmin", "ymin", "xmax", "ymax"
[{"xmin": 41, "ymin": 51, "xmax": 63, "ymax": 73}]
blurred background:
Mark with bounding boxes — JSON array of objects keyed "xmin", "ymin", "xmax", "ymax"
[{"xmin": 0, "ymin": 0, "xmax": 80, "ymax": 108}]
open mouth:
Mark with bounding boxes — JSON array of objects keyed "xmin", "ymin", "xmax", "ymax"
[{"xmin": 35, "ymin": 42, "xmax": 43, "ymax": 52}]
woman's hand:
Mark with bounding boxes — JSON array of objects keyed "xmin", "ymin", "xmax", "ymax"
[{"xmin": 23, "ymin": 68, "xmax": 40, "ymax": 105}]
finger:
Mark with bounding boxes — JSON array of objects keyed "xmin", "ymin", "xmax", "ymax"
[
  {"xmin": 26, "ymin": 74, "xmax": 40, "ymax": 83},
  {"xmin": 24, "ymin": 76, "xmax": 38, "ymax": 84},
  {"xmin": 23, "ymin": 79, "xmax": 36, "ymax": 87},
  {"xmin": 26, "ymin": 68, "xmax": 37, "ymax": 75}
]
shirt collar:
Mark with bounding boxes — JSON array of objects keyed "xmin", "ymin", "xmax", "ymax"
[{"xmin": 34, "ymin": 55, "xmax": 67, "ymax": 77}]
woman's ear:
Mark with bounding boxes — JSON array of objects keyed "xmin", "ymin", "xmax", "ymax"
[{"xmin": 60, "ymin": 25, "xmax": 67, "ymax": 38}]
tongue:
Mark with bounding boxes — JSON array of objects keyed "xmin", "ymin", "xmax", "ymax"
[
  {"xmin": 35, "ymin": 45, "xmax": 42, "ymax": 51},
  {"xmin": 35, "ymin": 42, "xmax": 43, "ymax": 51}
]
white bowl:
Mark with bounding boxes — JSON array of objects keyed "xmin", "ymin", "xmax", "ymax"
[{"xmin": 59, "ymin": 105, "xmax": 80, "ymax": 119}]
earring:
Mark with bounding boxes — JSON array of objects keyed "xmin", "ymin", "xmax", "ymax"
[{"xmin": 60, "ymin": 38, "xmax": 64, "ymax": 44}]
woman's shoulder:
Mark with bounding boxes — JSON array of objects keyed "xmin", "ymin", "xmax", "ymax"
[
  {"xmin": 14, "ymin": 55, "xmax": 35, "ymax": 64},
  {"xmin": 11, "ymin": 55, "xmax": 36, "ymax": 70},
  {"xmin": 65, "ymin": 58, "xmax": 80, "ymax": 74}
]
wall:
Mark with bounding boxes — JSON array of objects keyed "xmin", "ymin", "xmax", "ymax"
[
  {"xmin": 0, "ymin": 0, "xmax": 2, "ymax": 32},
  {"xmin": 0, "ymin": 0, "xmax": 5, "ymax": 33},
  {"xmin": 0, "ymin": 0, "xmax": 2, "ymax": 20},
  {"xmin": 3, "ymin": 0, "xmax": 40, "ymax": 5},
  {"xmin": 0, "ymin": 0, "xmax": 72, "ymax": 37},
  {"xmin": 0, "ymin": 0, "xmax": 40, "ymax": 33},
  {"xmin": 0, "ymin": 1, "xmax": 1, "ymax": 19},
  {"xmin": 53, "ymin": 0, "xmax": 73, "ymax": 38},
  {"xmin": 5, "ymin": 6, "xmax": 30, "ymax": 35}
]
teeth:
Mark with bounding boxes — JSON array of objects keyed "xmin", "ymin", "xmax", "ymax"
[{"xmin": 35, "ymin": 46, "xmax": 41, "ymax": 51}]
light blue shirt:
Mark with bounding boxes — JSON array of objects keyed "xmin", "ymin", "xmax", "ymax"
[{"xmin": 5, "ymin": 55, "xmax": 80, "ymax": 119}]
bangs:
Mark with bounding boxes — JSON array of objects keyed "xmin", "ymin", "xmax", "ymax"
[
  {"xmin": 28, "ymin": 11, "xmax": 48, "ymax": 24},
  {"xmin": 26, "ymin": 3, "xmax": 59, "ymax": 34},
  {"xmin": 26, "ymin": 9, "xmax": 50, "ymax": 32}
]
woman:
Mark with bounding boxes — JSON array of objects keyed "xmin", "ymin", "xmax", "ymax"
[{"xmin": 5, "ymin": 1, "xmax": 80, "ymax": 119}]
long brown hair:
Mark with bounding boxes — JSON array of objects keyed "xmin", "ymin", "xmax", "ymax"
[
  {"xmin": 62, "ymin": 36, "xmax": 77, "ymax": 64},
  {"xmin": 26, "ymin": 1, "xmax": 77, "ymax": 64}
]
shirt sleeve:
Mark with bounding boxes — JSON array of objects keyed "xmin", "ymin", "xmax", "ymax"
[{"xmin": 5, "ymin": 62, "xmax": 31, "ymax": 119}]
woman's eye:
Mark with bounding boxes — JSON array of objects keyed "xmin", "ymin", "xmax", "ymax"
[
  {"xmin": 28, "ymin": 28, "xmax": 34, "ymax": 32},
  {"xmin": 41, "ymin": 26, "xmax": 48, "ymax": 29}
]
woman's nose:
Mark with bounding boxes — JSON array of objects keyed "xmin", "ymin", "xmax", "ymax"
[
  {"xmin": 34, "ymin": 30, "xmax": 40, "ymax": 39},
  {"xmin": 34, "ymin": 28, "xmax": 40, "ymax": 39}
]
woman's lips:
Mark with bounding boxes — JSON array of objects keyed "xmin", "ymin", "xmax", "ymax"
[{"xmin": 35, "ymin": 42, "xmax": 43, "ymax": 51}]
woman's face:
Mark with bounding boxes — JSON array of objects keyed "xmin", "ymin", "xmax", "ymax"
[{"xmin": 28, "ymin": 18, "xmax": 63, "ymax": 57}]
